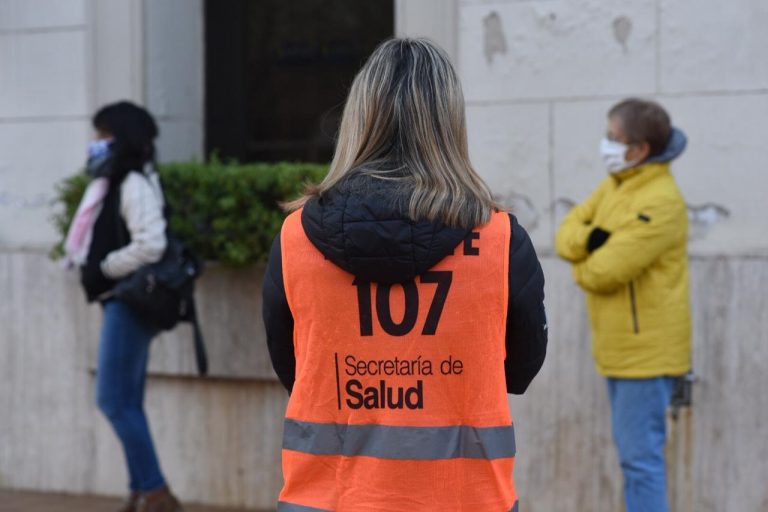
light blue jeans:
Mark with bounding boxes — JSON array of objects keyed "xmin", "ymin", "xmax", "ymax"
[
  {"xmin": 606, "ymin": 377, "xmax": 675, "ymax": 512},
  {"xmin": 96, "ymin": 300, "xmax": 166, "ymax": 492}
]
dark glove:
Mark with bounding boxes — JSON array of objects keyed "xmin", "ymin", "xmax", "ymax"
[{"xmin": 587, "ymin": 227, "xmax": 611, "ymax": 253}]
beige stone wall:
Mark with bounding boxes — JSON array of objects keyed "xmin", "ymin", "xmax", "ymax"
[
  {"xmin": 0, "ymin": 0, "xmax": 91, "ymax": 249},
  {"xmin": 144, "ymin": 0, "xmax": 204, "ymax": 162}
]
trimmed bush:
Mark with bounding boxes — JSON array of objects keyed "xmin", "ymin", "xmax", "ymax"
[{"xmin": 51, "ymin": 160, "xmax": 328, "ymax": 266}]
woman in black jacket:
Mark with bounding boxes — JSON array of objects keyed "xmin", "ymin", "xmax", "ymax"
[{"xmin": 262, "ymin": 39, "xmax": 547, "ymax": 512}]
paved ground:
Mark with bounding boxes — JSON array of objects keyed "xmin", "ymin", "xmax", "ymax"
[{"xmin": 0, "ymin": 490, "xmax": 266, "ymax": 512}]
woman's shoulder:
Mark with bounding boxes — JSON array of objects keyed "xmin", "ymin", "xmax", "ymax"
[
  {"xmin": 507, "ymin": 213, "xmax": 540, "ymax": 268},
  {"xmin": 119, "ymin": 169, "xmax": 163, "ymax": 202}
]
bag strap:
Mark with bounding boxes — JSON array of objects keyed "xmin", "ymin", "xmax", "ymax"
[
  {"xmin": 113, "ymin": 180, "xmax": 130, "ymax": 248},
  {"xmin": 188, "ymin": 297, "xmax": 209, "ymax": 376}
]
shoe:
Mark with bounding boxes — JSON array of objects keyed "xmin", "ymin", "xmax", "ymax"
[
  {"xmin": 118, "ymin": 492, "xmax": 140, "ymax": 512},
  {"xmin": 136, "ymin": 486, "xmax": 184, "ymax": 512}
]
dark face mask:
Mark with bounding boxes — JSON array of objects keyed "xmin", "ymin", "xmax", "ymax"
[{"xmin": 85, "ymin": 139, "xmax": 116, "ymax": 178}]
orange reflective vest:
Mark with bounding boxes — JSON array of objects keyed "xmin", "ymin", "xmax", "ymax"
[{"xmin": 278, "ymin": 209, "xmax": 518, "ymax": 512}]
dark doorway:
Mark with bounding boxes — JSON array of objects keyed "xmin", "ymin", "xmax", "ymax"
[{"xmin": 205, "ymin": 0, "xmax": 394, "ymax": 163}]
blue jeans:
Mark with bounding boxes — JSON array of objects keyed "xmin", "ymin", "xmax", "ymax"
[
  {"xmin": 606, "ymin": 377, "xmax": 675, "ymax": 512},
  {"xmin": 96, "ymin": 300, "xmax": 166, "ymax": 492}
]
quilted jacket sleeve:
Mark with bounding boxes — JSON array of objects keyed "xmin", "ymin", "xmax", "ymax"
[
  {"xmin": 572, "ymin": 195, "xmax": 687, "ymax": 294},
  {"xmin": 263, "ymin": 234, "xmax": 296, "ymax": 393},
  {"xmin": 555, "ymin": 179, "xmax": 611, "ymax": 263},
  {"xmin": 504, "ymin": 215, "xmax": 548, "ymax": 394}
]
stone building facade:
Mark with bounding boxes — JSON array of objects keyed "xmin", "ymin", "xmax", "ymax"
[{"xmin": 1, "ymin": 1, "xmax": 766, "ymax": 510}]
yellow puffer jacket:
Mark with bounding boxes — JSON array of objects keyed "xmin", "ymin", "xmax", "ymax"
[{"xmin": 555, "ymin": 162, "xmax": 691, "ymax": 378}]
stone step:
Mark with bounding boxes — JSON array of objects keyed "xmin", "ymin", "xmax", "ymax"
[{"xmin": 0, "ymin": 490, "xmax": 268, "ymax": 512}]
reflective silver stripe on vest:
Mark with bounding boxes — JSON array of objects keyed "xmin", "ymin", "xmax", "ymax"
[
  {"xmin": 277, "ymin": 501, "xmax": 331, "ymax": 512},
  {"xmin": 283, "ymin": 419, "xmax": 516, "ymax": 460},
  {"xmin": 278, "ymin": 499, "xmax": 516, "ymax": 511}
]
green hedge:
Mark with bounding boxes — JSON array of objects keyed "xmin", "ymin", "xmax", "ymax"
[{"xmin": 51, "ymin": 160, "xmax": 328, "ymax": 266}]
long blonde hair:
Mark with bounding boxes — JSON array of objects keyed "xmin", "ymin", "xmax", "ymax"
[{"xmin": 287, "ymin": 38, "xmax": 497, "ymax": 230}]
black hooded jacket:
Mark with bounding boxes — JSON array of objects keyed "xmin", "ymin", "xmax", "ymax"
[{"xmin": 262, "ymin": 174, "xmax": 547, "ymax": 394}]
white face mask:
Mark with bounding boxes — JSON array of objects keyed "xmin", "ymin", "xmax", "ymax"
[{"xmin": 600, "ymin": 137, "xmax": 638, "ymax": 173}]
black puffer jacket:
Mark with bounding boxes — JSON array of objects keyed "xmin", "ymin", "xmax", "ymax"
[{"xmin": 262, "ymin": 174, "xmax": 547, "ymax": 394}]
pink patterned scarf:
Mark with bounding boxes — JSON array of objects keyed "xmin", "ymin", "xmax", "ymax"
[{"xmin": 62, "ymin": 177, "xmax": 109, "ymax": 268}]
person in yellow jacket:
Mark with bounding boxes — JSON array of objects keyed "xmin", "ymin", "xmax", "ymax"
[{"xmin": 556, "ymin": 98, "xmax": 691, "ymax": 512}]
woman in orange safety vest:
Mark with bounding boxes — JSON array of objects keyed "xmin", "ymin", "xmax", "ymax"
[{"xmin": 263, "ymin": 38, "xmax": 548, "ymax": 512}]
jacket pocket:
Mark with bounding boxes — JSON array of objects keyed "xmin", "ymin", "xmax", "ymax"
[{"xmin": 628, "ymin": 281, "xmax": 640, "ymax": 334}]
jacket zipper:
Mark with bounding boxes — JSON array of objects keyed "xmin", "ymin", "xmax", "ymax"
[{"xmin": 628, "ymin": 281, "xmax": 640, "ymax": 334}]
